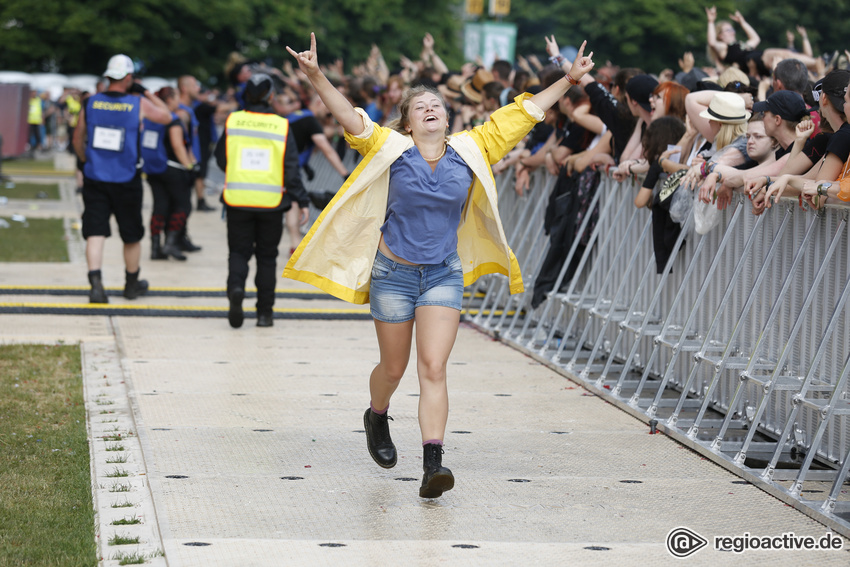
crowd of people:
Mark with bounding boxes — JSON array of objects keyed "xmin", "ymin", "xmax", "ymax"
[
  {"xmin": 61, "ymin": 8, "xmax": 850, "ymax": 311},
  {"xmin": 62, "ymin": 7, "xmax": 849, "ymax": 500}
]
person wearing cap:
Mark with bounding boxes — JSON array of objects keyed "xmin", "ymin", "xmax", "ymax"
[
  {"xmin": 610, "ymin": 74, "xmax": 660, "ymax": 179},
  {"xmin": 73, "ymin": 54, "xmax": 172, "ymax": 304},
  {"xmin": 698, "ymin": 89, "xmax": 803, "ymax": 208},
  {"xmin": 214, "ymin": 73, "xmax": 310, "ymax": 329},
  {"xmin": 757, "ymin": 69, "xmax": 850, "ymax": 210},
  {"xmin": 286, "ymin": 32, "xmax": 594, "ymax": 499},
  {"xmin": 674, "ymin": 91, "xmax": 750, "ymax": 204}
]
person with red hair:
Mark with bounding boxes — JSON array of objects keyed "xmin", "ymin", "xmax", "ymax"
[{"xmin": 650, "ymin": 81, "xmax": 689, "ymax": 123}]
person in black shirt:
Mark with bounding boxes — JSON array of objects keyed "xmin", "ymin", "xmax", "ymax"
[
  {"xmin": 756, "ymin": 70, "xmax": 850, "ymax": 210},
  {"xmin": 272, "ymin": 88, "xmax": 350, "ymax": 253},
  {"xmin": 544, "ymin": 34, "xmax": 638, "ymax": 163}
]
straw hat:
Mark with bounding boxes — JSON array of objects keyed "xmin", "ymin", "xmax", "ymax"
[
  {"xmin": 717, "ymin": 67, "xmax": 749, "ymax": 89},
  {"xmin": 698, "ymin": 92, "xmax": 751, "ymax": 124},
  {"xmin": 460, "ymin": 68, "xmax": 494, "ymax": 104},
  {"xmin": 438, "ymin": 74, "xmax": 465, "ymax": 101}
]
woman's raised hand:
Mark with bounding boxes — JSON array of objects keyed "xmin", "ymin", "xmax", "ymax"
[
  {"xmin": 544, "ymin": 35, "xmax": 560, "ymax": 59},
  {"xmin": 568, "ymin": 41, "xmax": 594, "ymax": 82},
  {"xmin": 286, "ymin": 33, "xmax": 321, "ymax": 78}
]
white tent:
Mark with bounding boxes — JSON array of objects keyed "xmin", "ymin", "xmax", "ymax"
[
  {"xmin": 0, "ymin": 71, "xmax": 32, "ymax": 85},
  {"xmin": 141, "ymin": 76, "xmax": 177, "ymax": 92},
  {"xmin": 65, "ymin": 74, "xmax": 100, "ymax": 94}
]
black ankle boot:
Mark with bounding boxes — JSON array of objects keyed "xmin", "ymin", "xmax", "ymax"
[
  {"xmin": 364, "ymin": 408, "xmax": 397, "ymax": 468},
  {"xmin": 420, "ymin": 443, "xmax": 454, "ymax": 498},
  {"xmin": 179, "ymin": 229, "xmax": 202, "ymax": 252},
  {"xmin": 88, "ymin": 270, "xmax": 108, "ymax": 304},
  {"xmin": 123, "ymin": 269, "xmax": 149, "ymax": 300},
  {"xmin": 228, "ymin": 287, "xmax": 244, "ymax": 328},
  {"xmin": 162, "ymin": 231, "xmax": 187, "ymax": 261},
  {"xmin": 150, "ymin": 234, "xmax": 167, "ymax": 260}
]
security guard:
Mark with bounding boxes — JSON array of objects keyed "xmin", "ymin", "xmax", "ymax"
[
  {"xmin": 214, "ymin": 73, "xmax": 310, "ymax": 328},
  {"xmin": 73, "ymin": 54, "xmax": 172, "ymax": 303},
  {"xmin": 27, "ymin": 90, "xmax": 44, "ymax": 153}
]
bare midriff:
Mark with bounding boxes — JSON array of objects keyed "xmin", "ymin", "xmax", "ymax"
[{"xmin": 378, "ymin": 234, "xmax": 419, "ymax": 266}]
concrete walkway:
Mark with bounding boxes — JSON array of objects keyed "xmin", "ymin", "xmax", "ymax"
[{"xmin": 1, "ymin": 165, "xmax": 849, "ymax": 566}]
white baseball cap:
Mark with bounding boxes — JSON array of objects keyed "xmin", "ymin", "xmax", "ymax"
[{"xmin": 104, "ymin": 54, "xmax": 135, "ymax": 80}]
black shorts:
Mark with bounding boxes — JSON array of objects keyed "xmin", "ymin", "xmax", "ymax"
[{"xmin": 81, "ymin": 173, "xmax": 145, "ymax": 243}]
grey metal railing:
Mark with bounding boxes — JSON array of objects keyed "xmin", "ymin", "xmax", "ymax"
[{"xmin": 465, "ymin": 171, "xmax": 850, "ymax": 537}]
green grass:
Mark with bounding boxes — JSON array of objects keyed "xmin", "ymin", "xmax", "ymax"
[
  {"xmin": 104, "ymin": 468, "xmax": 130, "ymax": 478},
  {"xmin": 1, "ymin": 158, "xmax": 57, "ymax": 173},
  {"xmin": 108, "ymin": 534, "xmax": 140, "ymax": 546},
  {"xmin": 0, "ymin": 182, "xmax": 60, "ymax": 200},
  {"xmin": 0, "ymin": 217, "xmax": 69, "ymax": 262},
  {"xmin": 113, "ymin": 551, "xmax": 145, "ymax": 565},
  {"xmin": 0, "ymin": 344, "xmax": 97, "ymax": 567}
]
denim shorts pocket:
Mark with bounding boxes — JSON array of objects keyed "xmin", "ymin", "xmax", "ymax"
[
  {"xmin": 371, "ymin": 257, "xmax": 393, "ymax": 280},
  {"xmin": 448, "ymin": 254, "xmax": 463, "ymax": 274}
]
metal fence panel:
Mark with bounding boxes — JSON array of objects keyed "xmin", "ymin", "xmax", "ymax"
[{"xmin": 465, "ymin": 172, "xmax": 850, "ymax": 536}]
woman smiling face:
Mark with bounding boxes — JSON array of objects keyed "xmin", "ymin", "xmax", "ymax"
[{"xmin": 405, "ymin": 92, "xmax": 448, "ymax": 137}]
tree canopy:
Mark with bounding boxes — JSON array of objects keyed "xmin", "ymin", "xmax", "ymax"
[{"xmin": 1, "ymin": 0, "xmax": 847, "ymax": 83}]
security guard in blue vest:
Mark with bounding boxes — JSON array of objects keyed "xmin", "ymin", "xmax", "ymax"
[
  {"xmin": 214, "ymin": 74, "xmax": 310, "ymax": 328},
  {"xmin": 73, "ymin": 54, "xmax": 172, "ymax": 303}
]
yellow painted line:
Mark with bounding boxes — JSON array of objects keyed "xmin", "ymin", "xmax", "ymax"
[
  {"xmin": 0, "ymin": 285, "xmax": 317, "ymax": 294},
  {"xmin": 0, "ymin": 302, "xmax": 370, "ymax": 313}
]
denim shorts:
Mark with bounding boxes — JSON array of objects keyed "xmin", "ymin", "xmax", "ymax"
[{"xmin": 369, "ymin": 249, "xmax": 464, "ymax": 323}]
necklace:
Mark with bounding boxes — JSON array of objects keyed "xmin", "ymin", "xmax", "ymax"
[{"xmin": 421, "ymin": 142, "xmax": 447, "ymax": 163}]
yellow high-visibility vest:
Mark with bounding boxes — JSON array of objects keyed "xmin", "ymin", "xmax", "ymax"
[
  {"xmin": 66, "ymin": 96, "xmax": 81, "ymax": 127},
  {"xmin": 223, "ymin": 111, "xmax": 289, "ymax": 209},
  {"xmin": 28, "ymin": 96, "xmax": 43, "ymax": 125}
]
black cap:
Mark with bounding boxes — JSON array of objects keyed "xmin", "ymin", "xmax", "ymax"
[
  {"xmin": 752, "ymin": 90, "xmax": 807, "ymax": 122},
  {"xmin": 813, "ymin": 69, "xmax": 850, "ymax": 113},
  {"xmin": 625, "ymin": 74, "xmax": 659, "ymax": 113},
  {"xmin": 244, "ymin": 73, "xmax": 274, "ymax": 105}
]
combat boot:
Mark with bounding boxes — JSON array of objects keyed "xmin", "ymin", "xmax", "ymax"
[
  {"xmin": 420, "ymin": 443, "xmax": 454, "ymax": 498},
  {"xmin": 150, "ymin": 234, "xmax": 167, "ymax": 260},
  {"xmin": 123, "ymin": 269, "xmax": 149, "ymax": 299},
  {"xmin": 88, "ymin": 270, "xmax": 108, "ymax": 304},
  {"xmin": 364, "ymin": 407, "xmax": 397, "ymax": 468},
  {"xmin": 162, "ymin": 231, "xmax": 187, "ymax": 261}
]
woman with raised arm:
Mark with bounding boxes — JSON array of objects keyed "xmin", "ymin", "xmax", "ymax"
[
  {"xmin": 285, "ymin": 33, "xmax": 594, "ymax": 499},
  {"xmin": 705, "ymin": 6, "xmax": 823, "ymax": 78}
]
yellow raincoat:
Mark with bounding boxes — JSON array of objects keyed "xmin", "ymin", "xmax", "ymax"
[{"xmin": 283, "ymin": 93, "xmax": 543, "ymax": 304}]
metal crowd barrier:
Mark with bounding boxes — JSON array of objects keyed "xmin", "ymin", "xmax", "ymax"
[{"xmin": 465, "ymin": 170, "xmax": 850, "ymax": 536}]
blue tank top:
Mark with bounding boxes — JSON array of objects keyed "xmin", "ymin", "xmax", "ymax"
[
  {"xmin": 84, "ymin": 92, "xmax": 141, "ymax": 183},
  {"xmin": 140, "ymin": 114, "xmax": 175, "ymax": 175},
  {"xmin": 381, "ymin": 145, "xmax": 472, "ymax": 264},
  {"xmin": 179, "ymin": 103, "xmax": 201, "ymax": 161}
]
